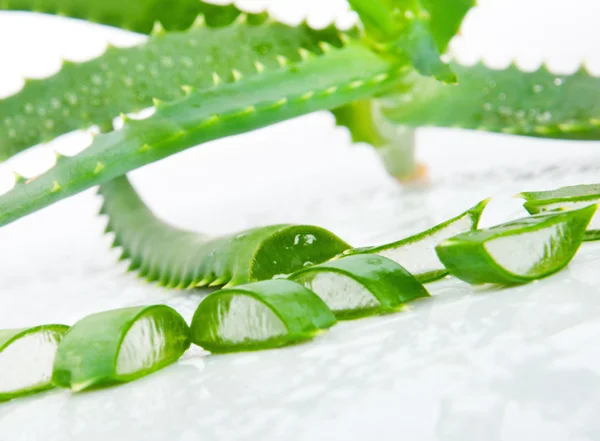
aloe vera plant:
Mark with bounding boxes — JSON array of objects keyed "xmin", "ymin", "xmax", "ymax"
[{"xmin": 0, "ymin": 1, "xmax": 598, "ymax": 290}]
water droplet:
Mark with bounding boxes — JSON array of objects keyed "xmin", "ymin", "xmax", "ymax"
[
  {"xmin": 161, "ymin": 56, "xmax": 174, "ymax": 67},
  {"xmin": 554, "ymin": 78, "xmax": 564, "ymax": 86},
  {"xmin": 488, "ymin": 81, "xmax": 497, "ymax": 89},
  {"xmin": 124, "ymin": 77, "xmax": 134, "ymax": 87},
  {"xmin": 8, "ymin": 128, "xmax": 16, "ymax": 138},
  {"xmin": 303, "ymin": 261, "xmax": 314, "ymax": 268},
  {"xmin": 66, "ymin": 93, "xmax": 78, "ymax": 105},
  {"xmin": 533, "ymin": 84, "xmax": 543, "ymax": 93},
  {"xmin": 38, "ymin": 108, "xmax": 46, "ymax": 116},
  {"xmin": 181, "ymin": 57, "xmax": 193, "ymax": 68},
  {"xmin": 50, "ymin": 99, "xmax": 61, "ymax": 109},
  {"xmin": 498, "ymin": 93, "xmax": 506, "ymax": 101},
  {"xmin": 498, "ymin": 106, "xmax": 512, "ymax": 117},
  {"xmin": 404, "ymin": 10, "xmax": 415, "ymax": 19},
  {"xmin": 294, "ymin": 234, "xmax": 317, "ymax": 246},
  {"xmin": 537, "ymin": 111, "xmax": 552, "ymax": 123},
  {"xmin": 24, "ymin": 103, "xmax": 34, "ymax": 114},
  {"xmin": 91, "ymin": 74, "xmax": 103, "ymax": 86},
  {"xmin": 44, "ymin": 119, "xmax": 55, "ymax": 130},
  {"xmin": 483, "ymin": 103, "xmax": 492, "ymax": 111}
]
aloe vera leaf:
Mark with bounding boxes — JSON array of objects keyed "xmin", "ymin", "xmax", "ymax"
[
  {"xmin": 0, "ymin": 43, "xmax": 404, "ymax": 228},
  {"xmin": 0, "ymin": 10, "xmax": 356, "ymax": 161},
  {"xmin": 288, "ymin": 254, "xmax": 430, "ymax": 320},
  {"xmin": 381, "ymin": 62, "xmax": 600, "ymax": 139},
  {"xmin": 0, "ymin": 325, "xmax": 69, "ymax": 401},
  {"xmin": 190, "ymin": 280, "xmax": 336, "ymax": 353},
  {"xmin": 52, "ymin": 305, "xmax": 190, "ymax": 392},
  {"xmin": 348, "ymin": 0, "xmax": 474, "ymax": 81},
  {"xmin": 344, "ymin": 199, "xmax": 490, "ymax": 283},
  {"xmin": 518, "ymin": 184, "xmax": 600, "ymax": 240},
  {"xmin": 0, "ymin": 0, "xmax": 243, "ymax": 33},
  {"xmin": 99, "ymin": 175, "xmax": 350, "ymax": 288},
  {"xmin": 435, "ymin": 205, "xmax": 597, "ymax": 285}
]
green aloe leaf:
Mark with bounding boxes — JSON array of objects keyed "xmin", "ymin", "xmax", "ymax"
[
  {"xmin": 0, "ymin": 0, "xmax": 241, "ymax": 33},
  {"xmin": 348, "ymin": 0, "xmax": 474, "ymax": 81},
  {"xmin": 0, "ymin": 325, "xmax": 69, "ymax": 401},
  {"xmin": 0, "ymin": 42, "xmax": 403, "ymax": 228},
  {"xmin": 289, "ymin": 254, "xmax": 429, "ymax": 320},
  {"xmin": 518, "ymin": 183, "xmax": 600, "ymax": 240},
  {"xmin": 0, "ymin": 8, "xmax": 356, "ymax": 160},
  {"xmin": 99, "ymin": 176, "xmax": 350, "ymax": 288},
  {"xmin": 381, "ymin": 62, "xmax": 600, "ymax": 139},
  {"xmin": 435, "ymin": 205, "xmax": 596, "ymax": 285},
  {"xmin": 190, "ymin": 280, "xmax": 336, "ymax": 353},
  {"xmin": 52, "ymin": 305, "xmax": 190, "ymax": 392},
  {"xmin": 344, "ymin": 199, "xmax": 489, "ymax": 283}
]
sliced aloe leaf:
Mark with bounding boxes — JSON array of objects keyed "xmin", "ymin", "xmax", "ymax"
[
  {"xmin": 435, "ymin": 205, "xmax": 597, "ymax": 285},
  {"xmin": 288, "ymin": 254, "xmax": 430, "ymax": 320},
  {"xmin": 344, "ymin": 199, "xmax": 490, "ymax": 283},
  {"xmin": 190, "ymin": 280, "xmax": 336, "ymax": 353},
  {"xmin": 519, "ymin": 184, "xmax": 600, "ymax": 241},
  {"xmin": 0, "ymin": 325, "xmax": 69, "ymax": 401},
  {"xmin": 53, "ymin": 306, "xmax": 190, "ymax": 392}
]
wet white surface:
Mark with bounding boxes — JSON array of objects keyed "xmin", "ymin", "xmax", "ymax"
[{"xmin": 2, "ymin": 1, "xmax": 600, "ymax": 440}]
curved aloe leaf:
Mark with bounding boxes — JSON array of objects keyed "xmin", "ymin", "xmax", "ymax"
[
  {"xmin": 52, "ymin": 305, "xmax": 190, "ymax": 392},
  {"xmin": 0, "ymin": 325, "xmax": 69, "ymax": 401},
  {"xmin": 0, "ymin": 42, "xmax": 404, "ymax": 228},
  {"xmin": 436, "ymin": 205, "xmax": 596, "ymax": 285},
  {"xmin": 289, "ymin": 254, "xmax": 429, "ymax": 320},
  {"xmin": 190, "ymin": 279, "xmax": 336, "ymax": 353},
  {"xmin": 0, "ymin": 0, "xmax": 242, "ymax": 33},
  {"xmin": 99, "ymin": 175, "xmax": 350, "ymax": 288},
  {"xmin": 518, "ymin": 183, "xmax": 600, "ymax": 240},
  {"xmin": 0, "ymin": 7, "xmax": 356, "ymax": 160},
  {"xmin": 381, "ymin": 62, "xmax": 600, "ymax": 139},
  {"xmin": 344, "ymin": 199, "xmax": 489, "ymax": 283},
  {"xmin": 348, "ymin": 0, "xmax": 474, "ymax": 81}
]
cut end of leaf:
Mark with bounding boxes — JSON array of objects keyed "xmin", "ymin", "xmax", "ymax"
[
  {"xmin": 436, "ymin": 205, "xmax": 597, "ymax": 285},
  {"xmin": 53, "ymin": 306, "xmax": 190, "ymax": 392},
  {"xmin": 191, "ymin": 280, "xmax": 336, "ymax": 353},
  {"xmin": 0, "ymin": 325, "xmax": 69, "ymax": 401}
]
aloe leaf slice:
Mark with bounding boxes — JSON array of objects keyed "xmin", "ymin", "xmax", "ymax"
[
  {"xmin": 0, "ymin": 325, "xmax": 69, "ymax": 401},
  {"xmin": 518, "ymin": 184, "xmax": 600, "ymax": 241},
  {"xmin": 344, "ymin": 199, "xmax": 490, "ymax": 283},
  {"xmin": 288, "ymin": 254, "xmax": 430, "ymax": 320},
  {"xmin": 52, "ymin": 306, "xmax": 190, "ymax": 392},
  {"xmin": 435, "ymin": 205, "xmax": 597, "ymax": 285},
  {"xmin": 100, "ymin": 176, "xmax": 351, "ymax": 288},
  {"xmin": 190, "ymin": 280, "xmax": 336, "ymax": 353}
]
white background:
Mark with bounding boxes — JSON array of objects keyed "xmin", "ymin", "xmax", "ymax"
[{"xmin": 1, "ymin": 1, "xmax": 600, "ymax": 440}]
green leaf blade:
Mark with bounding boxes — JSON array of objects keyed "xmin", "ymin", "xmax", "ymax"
[
  {"xmin": 382, "ymin": 63, "xmax": 600, "ymax": 139},
  {"xmin": 0, "ymin": 13, "xmax": 356, "ymax": 160},
  {"xmin": 0, "ymin": 43, "xmax": 402, "ymax": 228},
  {"xmin": 99, "ymin": 176, "xmax": 350, "ymax": 288}
]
